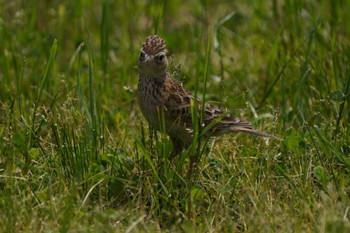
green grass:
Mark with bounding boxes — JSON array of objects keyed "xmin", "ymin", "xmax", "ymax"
[{"xmin": 1, "ymin": 0, "xmax": 350, "ymax": 232}]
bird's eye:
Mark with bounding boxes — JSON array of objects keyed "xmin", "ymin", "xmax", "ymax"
[
  {"xmin": 156, "ymin": 54, "xmax": 165, "ymax": 64},
  {"xmin": 139, "ymin": 52, "xmax": 145, "ymax": 60}
]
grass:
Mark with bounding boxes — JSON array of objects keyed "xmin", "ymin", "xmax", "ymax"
[{"xmin": 1, "ymin": 0, "xmax": 350, "ymax": 232}]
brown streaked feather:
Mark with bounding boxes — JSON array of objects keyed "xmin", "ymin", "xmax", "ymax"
[
  {"xmin": 142, "ymin": 35, "xmax": 166, "ymax": 55},
  {"xmin": 160, "ymin": 73, "xmax": 274, "ymax": 138}
]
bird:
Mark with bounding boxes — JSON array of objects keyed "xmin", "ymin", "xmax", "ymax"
[{"xmin": 137, "ymin": 35, "xmax": 277, "ymax": 168}]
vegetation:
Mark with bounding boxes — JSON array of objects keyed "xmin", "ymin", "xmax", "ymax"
[{"xmin": 0, "ymin": 0, "xmax": 349, "ymax": 232}]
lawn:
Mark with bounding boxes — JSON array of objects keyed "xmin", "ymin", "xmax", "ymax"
[{"xmin": 1, "ymin": 0, "xmax": 350, "ymax": 232}]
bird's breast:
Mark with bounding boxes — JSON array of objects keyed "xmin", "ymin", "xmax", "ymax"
[{"xmin": 137, "ymin": 76, "xmax": 166, "ymax": 127}]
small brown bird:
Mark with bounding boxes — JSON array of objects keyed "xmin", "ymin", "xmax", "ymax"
[{"xmin": 137, "ymin": 35, "xmax": 276, "ymax": 160}]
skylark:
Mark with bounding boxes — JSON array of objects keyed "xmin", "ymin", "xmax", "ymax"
[{"xmin": 137, "ymin": 35, "xmax": 276, "ymax": 159}]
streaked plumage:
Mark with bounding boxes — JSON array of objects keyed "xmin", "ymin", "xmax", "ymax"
[{"xmin": 137, "ymin": 35, "xmax": 276, "ymax": 158}]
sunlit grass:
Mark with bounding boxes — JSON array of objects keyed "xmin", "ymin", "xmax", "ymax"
[{"xmin": 0, "ymin": 0, "xmax": 350, "ymax": 232}]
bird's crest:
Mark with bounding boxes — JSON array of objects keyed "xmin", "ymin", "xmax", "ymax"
[{"xmin": 142, "ymin": 35, "xmax": 166, "ymax": 55}]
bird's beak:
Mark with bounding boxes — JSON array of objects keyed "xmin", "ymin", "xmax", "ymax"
[{"xmin": 144, "ymin": 54, "xmax": 152, "ymax": 63}]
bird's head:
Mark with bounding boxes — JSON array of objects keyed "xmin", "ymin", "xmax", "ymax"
[{"xmin": 138, "ymin": 35, "xmax": 168, "ymax": 76}]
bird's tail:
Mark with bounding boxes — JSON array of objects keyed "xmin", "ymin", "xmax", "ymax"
[{"xmin": 231, "ymin": 126, "xmax": 281, "ymax": 140}]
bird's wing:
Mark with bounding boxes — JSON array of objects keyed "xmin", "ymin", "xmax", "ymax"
[
  {"xmin": 163, "ymin": 79, "xmax": 194, "ymax": 127},
  {"xmin": 162, "ymin": 75, "xmax": 276, "ymax": 138},
  {"xmin": 200, "ymin": 103, "xmax": 255, "ymax": 135},
  {"xmin": 162, "ymin": 77, "xmax": 247, "ymax": 131}
]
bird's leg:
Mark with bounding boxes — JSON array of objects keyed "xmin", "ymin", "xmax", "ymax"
[
  {"xmin": 187, "ymin": 154, "xmax": 196, "ymax": 179},
  {"xmin": 169, "ymin": 138, "xmax": 197, "ymax": 180},
  {"xmin": 169, "ymin": 138, "xmax": 183, "ymax": 160},
  {"xmin": 186, "ymin": 153, "xmax": 196, "ymax": 220}
]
